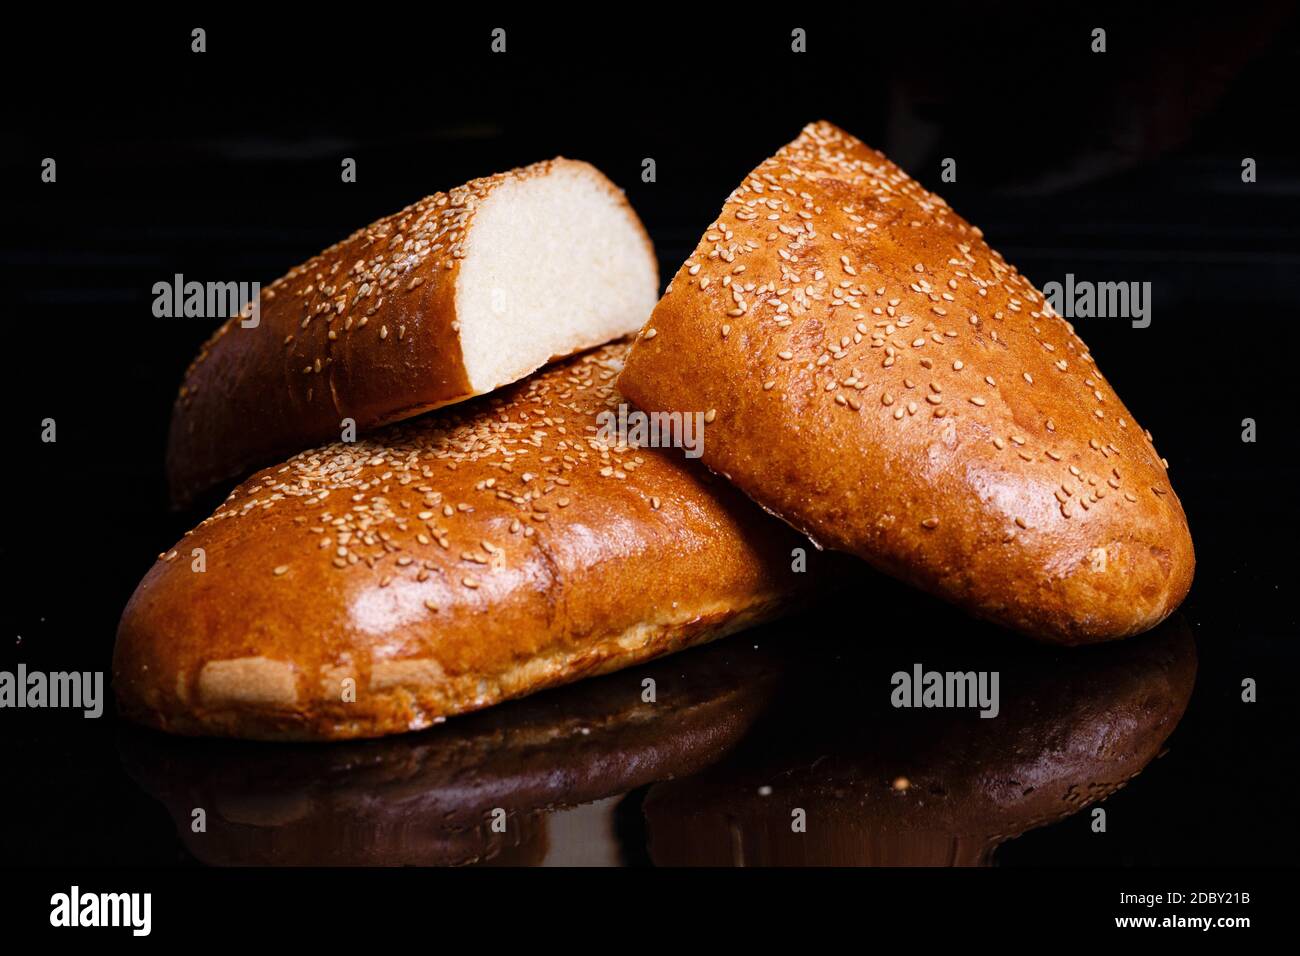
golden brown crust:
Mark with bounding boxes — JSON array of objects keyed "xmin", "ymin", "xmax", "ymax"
[
  {"xmin": 166, "ymin": 158, "xmax": 655, "ymax": 506},
  {"xmin": 618, "ymin": 121, "xmax": 1194, "ymax": 644},
  {"xmin": 117, "ymin": 342, "xmax": 813, "ymax": 741}
]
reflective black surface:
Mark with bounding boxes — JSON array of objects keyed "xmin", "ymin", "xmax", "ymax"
[{"xmin": 105, "ymin": 614, "xmax": 1194, "ymax": 867}]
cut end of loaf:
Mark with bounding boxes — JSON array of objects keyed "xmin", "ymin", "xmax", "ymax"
[{"xmin": 455, "ymin": 159, "xmax": 659, "ymax": 393}]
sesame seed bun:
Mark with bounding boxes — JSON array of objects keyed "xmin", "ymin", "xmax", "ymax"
[
  {"xmin": 167, "ymin": 158, "xmax": 658, "ymax": 507},
  {"xmin": 618, "ymin": 121, "xmax": 1194, "ymax": 643},
  {"xmin": 117, "ymin": 342, "xmax": 819, "ymax": 741}
]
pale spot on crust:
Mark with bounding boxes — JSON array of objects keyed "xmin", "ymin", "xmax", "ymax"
[
  {"xmin": 1089, "ymin": 547, "xmax": 1108, "ymax": 573},
  {"xmin": 371, "ymin": 658, "xmax": 446, "ymax": 692},
  {"xmin": 198, "ymin": 658, "xmax": 298, "ymax": 708}
]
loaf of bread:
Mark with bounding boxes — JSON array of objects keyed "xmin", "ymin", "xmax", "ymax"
[
  {"xmin": 645, "ymin": 616, "xmax": 1196, "ymax": 865},
  {"xmin": 618, "ymin": 121, "xmax": 1194, "ymax": 644},
  {"xmin": 117, "ymin": 342, "xmax": 815, "ymax": 741},
  {"xmin": 167, "ymin": 159, "xmax": 658, "ymax": 505}
]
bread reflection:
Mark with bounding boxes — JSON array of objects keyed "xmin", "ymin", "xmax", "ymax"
[
  {"xmin": 643, "ymin": 616, "xmax": 1196, "ymax": 866},
  {"xmin": 120, "ymin": 611, "xmax": 1196, "ymax": 867},
  {"xmin": 118, "ymin": 632, "xmax": 785, "ymax": 866}
]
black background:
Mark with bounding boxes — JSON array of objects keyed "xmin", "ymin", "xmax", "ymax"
[{"xmin": 1, "ymin": 2, "xmax": 1297, "ymax": 893}]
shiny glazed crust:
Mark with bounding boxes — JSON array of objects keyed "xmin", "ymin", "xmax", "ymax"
[
  {"xmin": 117, "ymin": 342, "xmax": 811, "ymax": 740},
  {"xmin": 618, "ymin": 121, "xmax": 1194, "ymax": 643}
]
